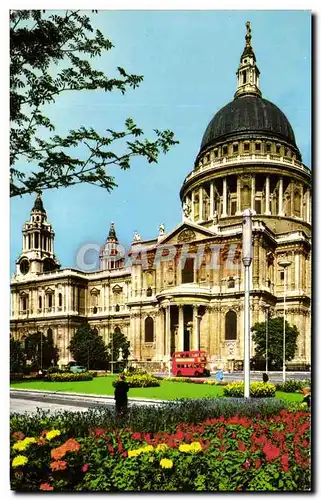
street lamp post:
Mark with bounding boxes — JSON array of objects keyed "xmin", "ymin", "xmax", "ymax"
[
  {"xmin": 278, "ymin": 259, "xmax": 292, "ymax": 383},
  {"xmin": 242, "ymin": 209, "xmax": 256, "ymax": 398},
  {"xmin": 265, "ymin": 306, "xmax": 270, "ymax": 374}
]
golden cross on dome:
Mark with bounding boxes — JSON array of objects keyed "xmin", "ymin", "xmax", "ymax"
[{"xmin": 245, "ymin": 21, "xmax": 252, "ymax": 45}]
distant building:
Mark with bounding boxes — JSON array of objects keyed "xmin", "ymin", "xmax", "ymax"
[{"xmin": 10, "ymin": 23, "xmax": 311, "ymax": 370}]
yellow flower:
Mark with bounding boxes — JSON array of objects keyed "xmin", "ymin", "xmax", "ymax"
[
  {"xmin": 12, "ymin": 437, "xmax": 37, "ymax": 451},
  {"xmin": 160, "ymin": 458, "xmax": 173, "ymax": 469},
  {"xmin": 178, "ymin": 443, "xmax": 191, "ymax": 453},
  {"xmin": 128, "ymin": 449, "xmax": 141, "ymax": 458},
  {"xmin": 156, "ymin": 443, "xmax": 169, "ymax": 453},
  {"xmin": 189, "ymin": 442, "xmax": 202, "ymax": 453},
  {"xmin": 45, "ymin": 430, "xmax": 61, "ymax": 441},
  {"xmin": 141, "ymin": 445, "xmax": 154, "ymax": 453},
  {"xmin": 12, "ymin": 455, "xmax": 28, "ymax": 468}
]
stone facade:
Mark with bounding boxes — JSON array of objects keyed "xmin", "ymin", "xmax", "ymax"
[{"xmin": 10, "ymin": 23, "xmax": 311, "ymax": 370}]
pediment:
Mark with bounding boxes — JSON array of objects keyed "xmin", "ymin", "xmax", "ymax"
[{"xmin": 158, "ymin": 221, "xmax": 215, "ymax": 246}]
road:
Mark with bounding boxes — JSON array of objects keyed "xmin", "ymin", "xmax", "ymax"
[{"xmin": 156, "ymin": 372, "xmax": 311, "ymax": 382}]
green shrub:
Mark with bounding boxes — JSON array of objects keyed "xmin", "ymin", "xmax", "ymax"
[
  {"xmin": 275, "ymin": 379, "xmax": 310, "ymax": 393},
  {"xmin": 46, "ymin": 372, "xmax": 93, "ymax": 382},
  {"xmin": 113, "ymin": 374, "xmax": 160, "ymax": 388},
  {"xmin": 223, "ymin": 382, "xmax": 276, "ymax": 398},
  {"xmin": 46, "ymin": 366, "xmax": 61, "ymax": 374},
  {"xmin": 10, "ymin": 398, "xmax": 292, "ymax": 437}
]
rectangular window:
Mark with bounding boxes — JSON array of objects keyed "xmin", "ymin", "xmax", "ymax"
[
  {"xmin": 242, "ymin": 70, "xmax": 246, "ymax": 84},
  {"xmin": 255, "ymin": 143, "xmax": 261, "ymax": 151},
  {"xmin": 266, "ymin": 143, "xmax": 271, "ymax": 153},
  {"xmin": 230, "ymin": 200, "xmax": 237, "ymax": 215},
  {"xmin": 276, "ymin": 145, "xmax": 281, "ymax": 154},
  {"xmin": 181, "ymin": 258, "xmax": 194, "ymax": 284},
  {"xmin": 222, "ymin": 146, "xmax": 228, "ymax": 155},
  {"xmin": 244, "ymin": 143, "xmax": 250, "ymax": 152},
  {"xmin": 280, "ymin": 271, "xmax": 284, "ymax": 281},
  {"xmin": 255, "ymin": 199, "xmax": 261, "ymax": 214},
  {"xmin": 214, "ymin": 149, "xmax": 218, "ymax": 158},
  {"xmin": 233, "ymin": 144, "xmax": 238, "ymax": 153}
]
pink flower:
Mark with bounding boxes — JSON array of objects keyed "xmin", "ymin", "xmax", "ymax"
[{"xmin": 82, "ymin": 464, "xmax": 89, "ymax": 473}]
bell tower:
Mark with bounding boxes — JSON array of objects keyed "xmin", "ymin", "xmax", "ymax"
[
  {"xmin": 234, "ymin": 21, "xmax": 262, "ymax": 99},
  {"xmin": 15, "ymin": 193, "xmax": 60, "ymax": 277},
  {"xmin": 100, "ymin": 222, "xmax": 125, "ymax": 271}
]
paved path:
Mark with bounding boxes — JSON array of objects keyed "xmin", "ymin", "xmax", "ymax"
[
  {"xmin": 11, "ymin": 398, "xmax": 89, "ymax": 414},
  {"xmin": 10, "ymin": 389, "xmax": 164, "ymax": 415}
]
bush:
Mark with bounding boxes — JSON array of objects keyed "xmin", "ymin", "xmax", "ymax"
[
  {"xmin": 46, "ymin": 367, "xmax": 61, "ymax": 375},
  {"xmin": 113, "ymin": 374, "xmax": 160, "ymax": 388},
  {"xmin": 275, "ymin": 379, "xmax": 310, "ymax": 393},
  {"xmin": 10, "ymin": 407, "xmax": 310, "ymax": 492},
  {"xmin": 223, "ymin": 382, "xmax": 276, "ymax": 398},
  {"xmin": 46, "ymin": 372, "xmax": 93, "ymax": 382}
]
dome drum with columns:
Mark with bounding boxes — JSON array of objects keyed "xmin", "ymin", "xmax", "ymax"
[{"xmin": 10, "ymin": 23, "xmax": 311, "ymax": 371}]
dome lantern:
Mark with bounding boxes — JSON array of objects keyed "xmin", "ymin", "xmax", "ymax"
[{"xmin": 234, "ymin": 21, "xmax": 262, "ymax": 100}]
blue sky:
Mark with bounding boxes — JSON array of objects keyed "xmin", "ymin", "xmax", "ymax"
[{"xmin": 10, "ymin": 10, "xmax": 311, "ymax": 274}]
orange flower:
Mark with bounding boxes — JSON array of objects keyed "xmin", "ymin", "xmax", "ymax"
[
  {"xmin": 51, "ymin": 445, "xmax": 67, "ymax": 460},
  {"xmin": 40, "ymin": 483, "xmax": 54, "ymax": 491},
  {"xmin": 37, "ymin": 437, "xmax": 46, "ymax": 446},
  {"xmin": 64, "ymin": 439, "xmax": 80, "ymax": 452},
  {"xmin": 50, "ymin": 460, "xmax": 68, "ymax": 471},
  {"xmin": 51, "ymin": 439, "xmax": 80, "ymax": 460}
]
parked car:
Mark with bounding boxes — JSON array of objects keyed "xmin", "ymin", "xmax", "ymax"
[{"xmin": 70, "ymin": 365, "xmax": 87, "ymax": 373}]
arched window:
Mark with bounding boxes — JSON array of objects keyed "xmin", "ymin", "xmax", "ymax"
[
  {"xmin": 114, "ymin": 326, "xmax": 121, "ymax": 335},
  {"xmin": 38, "ymin": 296, "xmax": 42, "ymax": 309},
  {"xmin": 146, "ymin": 287, "xmax": 152, "ymax": 297},
  {"xmin": 145, "ymin": 316, "xmax": 154, "ymax": 343},
  {"xmin": 47, "ymin": 328, "xmax": 53, "ymax": 342},
  {"xmin": 58, "ymin": 293, "xmax": 62, "ymax": 307},
  {"xmin": 21, "ymin": 297, "xmax": 27, "ymax": 311},
  {"xmin": 225, "ymin": 310, "xmax": 237, "ymax": 340},
  {"xmin": 227, "ymin": 277, "xmax": 235, "ymax": 289},
  {"xmin": 48, "ymin": 294, "xmax": 53, "ymax": 308},
  {"xmin": 115, "ymin": 304, "xmax": 120, "ymax": 312}
]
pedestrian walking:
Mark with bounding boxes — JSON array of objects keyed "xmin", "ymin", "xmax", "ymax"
[
  {"xmin": 114, "ymin": 374, "xmax": 129, "ymax": 417},
  {"xmin": 262, "ymin": 372, "xmax": 269, "ymax": 383}
]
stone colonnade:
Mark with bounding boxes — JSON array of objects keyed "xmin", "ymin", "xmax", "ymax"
[{"xmin": 183, "ymin": 174, "xmax": 311, "ymax": 223}]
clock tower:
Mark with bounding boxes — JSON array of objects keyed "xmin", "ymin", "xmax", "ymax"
[{"xmin": 15, "ymin": 193, "xmax": 60, "ymax": 278}]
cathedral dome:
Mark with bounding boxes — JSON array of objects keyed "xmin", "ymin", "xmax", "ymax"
[{"xmin": 200, "ymin": 95, "xmax": 299, "ymax": 154}]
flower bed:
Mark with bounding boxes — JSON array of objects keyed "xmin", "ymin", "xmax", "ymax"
[
  {"xmin": 163, "ymin": 377, "xmax": 228, "ymax": 386},
  {"xmin": 10, "ymin": 408, "xmax": 310, "ymax": 491},
  {"xmin": 223, "ymin": 382, "xmax": 276, "ymax": 398},
  {"xmin": 113, "ymin": 374, "xmax": 160, "ymax": 388},
  {"xmin": 46, "ymin": 372, "xmax": 93, "ymax": 382}
]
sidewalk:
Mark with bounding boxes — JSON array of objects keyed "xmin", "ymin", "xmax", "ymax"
[{"xmin": 10, "ymin": 388, "xmax": 166, "ymax": 406}]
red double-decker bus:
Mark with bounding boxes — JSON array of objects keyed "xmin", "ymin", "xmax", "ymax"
[{"xmin": 171, "ymin": 351, "xmax": 210, "ymax": 377}]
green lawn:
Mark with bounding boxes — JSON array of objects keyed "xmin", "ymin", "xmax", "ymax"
[{"xmin": 10, "ymin": 377, "xmax": 304, "ymax": 402}]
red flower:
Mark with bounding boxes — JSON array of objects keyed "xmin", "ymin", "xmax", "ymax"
[
  {"xmin": 12, "ymin": 431, "xmax": 25, "ymax": 440},
  {"xmin": 40, "ymin": 483, "xmax": 54, "ymax": 491},
  {"xmin": 95, "ymin": 428, "xmax": 105, "ymax": 437},
  {"xmin": 263, "ymin": 441, "xmax": 280, "ymax": 462},
  {"xmin": 254, "ymin": 458, "xmax": 262, "ymax": 469},
  {"xmin": 132, "ymin": 432, "xmax": 141, "ymax": 440},
  {"xmin": 280, "ymin": 453, "xmax": 289, "ymax": 472},
  {"xmin": 107, "ymin": 444, "xmax": 114, "ymax": 454},
  {"xmin": 82, "ymin": 464, "xmax": 89, "ymax": 473},
  {"xmin": 238, "ymin": 440, "xmax": 246, "ymax": 451},
  {"xmin": 122, "ymin": 451, "xmax": 128, "ymax": 458},
  {"xmin": 50, "ymin": 460, "xmax": 67, "ymax": 471},
  {"xmin": 242, "ymin": 459, "xmax": 251, "ymax": 470}
]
